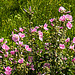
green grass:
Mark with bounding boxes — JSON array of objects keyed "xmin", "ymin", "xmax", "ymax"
[{"xmin": 0, "ymin": 0, "xmax": 75, "ymax": 39}]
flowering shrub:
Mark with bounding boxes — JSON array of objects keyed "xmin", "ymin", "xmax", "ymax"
[{"xmin": 0, "ymin": 6, "xmax": 75, "ymax": 75}]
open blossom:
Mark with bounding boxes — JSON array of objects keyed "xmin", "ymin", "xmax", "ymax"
[
  {"xmin": 73, "ymin": 37, "xmax": 75, "ymax": 43},
  {"xmin": 18, "ymin": 33, "xmax": 25, "ymax": 38},
  {"xmin": 25, "ymin": 45, "xmax": 32, "ymax": 52},
  {"xmin": 59, "ymin": 44, "xmax": 65, "ymax": 49},
  {"xmin": 49, "ymin": 18, "xmax": 55, "ymax": 22},
  {"xmin": 28, "ymin": 56, "xmax": 33, "ymax": 62},
  {"xmin": 10, "ymin": 51, "xmax": 15, "ymax": 55},
  {"xmin": 44, "ymin": 23, "xmax": 48, "ymax": 30},
  {"xmin": 12, "ymin": 34, "xmax": 19, "ymax": 42},
  {"xmin": 0, "ymin": 38, "xmax": 4, "ymax": 42},
  {"xmin": 2, "ymin": 44, "xmax": 10, "ymax": 51},
  {"xmin": 59, "ymin": 6, "xmax": 66, "ymax": 12},
  {"xmin": 38, "ymin": 31, "xmax": 43, "ymax": 41},
  {"xmin": 19, "ymin": 28, "xmax": 24, "ymax": 32},
  {"xmin": 59, "ymin": 15, "xmax": 65, "ymax": 22},
  {"xmin": 18, "ymin": 58, "xmax": 24, "ymax": 63},
  {"xmin": 31, "ymin": 28, "xmax": 37, "ymax": 33},
  {"xmin": 65, "ymin": 37, "xmax": 70, "ymax": 42},
  {"xmin": 65, "ymin": 14, "xmax": 72, "ymax": 22},
  {"xmin": 5, "ymin": 66, "xmax": 12, "ymax": 75},
  {"xmin": 66, "ymin": 22, "xmax": 72, "ymax": 29}
]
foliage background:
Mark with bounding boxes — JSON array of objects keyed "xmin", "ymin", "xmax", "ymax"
[{"xmin": 0, "ymin": 0, "xmax": 75, "ymax": 39}]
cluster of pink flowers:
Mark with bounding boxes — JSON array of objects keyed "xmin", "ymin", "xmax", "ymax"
[
  {"xmin": 25, "ymin": 45, "xmax": 32, "ymax": 52},
  {"xmin": 38, "ymin": 31, "xmax": 43, "ymax": 41},
  {"xmin": 4, "ymin": 66, "xmax": 12, "ymax": 75}
]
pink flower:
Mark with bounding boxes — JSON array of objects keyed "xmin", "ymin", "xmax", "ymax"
[
  {"xmin": 5, "ymin": 66, "xmax": 12, "ymax": 72},
  {"xmin": 19, "ymin": 28, "xmax": 24, "ymax": 32},
  {"xmin": 18, "ymin": 58, "xmax": 24, "ymax": 64},
  {"xmin": 73, "ymin": 37, "xmax": 75, "ymax": 43},
  {"xmin": 9, "ymin": 58, "xmax": 13, "ymax": 61},
  {"xmin": 59, "ymin": 44, "xmax": 65, "ymax": 49},
  {"xmin": 30, "ymin": 64, "xmax": 35, "ymax": 71},
  {"xmin": 59, "ymin": 6, "xmax": 66, "ymax": 12},
  {"xmin": 4, "ymin": 52, "xmax": 8, "ymax": 58},
  {"xmin": 0, "ymin": 38, "xmax": 4, "ymax": 42},
  {"xmin": 64, "ymin": 57, "xmax": 67, "ymax": 60},
  {"xmin": 44, "ymin": 23, "xmax": 48, "ymax": 30},
  {"xmin": 65, "ymin": 14, "xmax": 72, "ymax": 22},
  {"xmin": 28, "ymin": 56, "xmax": 33, "ymax": 62},
  {"xmin": 72, "ymin": 58, "xmax": 75, "ymax": 62},
  {"xmin": 5, "ymin": 71, "xmax": 11, "ymax": 75},
  {"xmin": 38, "ymin": 31, "xmax": 43, "ymax": 41},
  {"xmin": 18, "ymin": 33, "xmax": 25, "ymax": 38},
  {"xmin": 19, "ymin": 41, "xmax": 23, "ymax": 46},
  {"xmin": 31, "ymin": 28, "xmax": 37, "ymax": 33},
  {"xmin": 51, "ymin": 23, "xmax": 54, "ymax": 26},
  {"xmin": 25, "ymin": 45, "xmax": 32, "ymax": 52},
  {"xmin": 49, "ymin": 18, "xmax": 55, "ymax": 22},
  {"xmin": 2, "ymin": 44, "xmax": 10, "ymax": 51},
  {"xmin": 59, "ymin": 15, "xmax": 65, "ymax": 22},
  {"xmin": 65, "ymin": 37, "xmax": 70, "ymax": 42},
  {"xmin": 35, "ymin": 26, "xmax": 39, "ymax": 29},
  {"xmin": 0, "ymin": 56, "xmax": 2, "ymax": 58},
  {"xmin": 69, "ymin": 45, "xmax": 74, "ymax": 50},
  {"xmin": 66, "ymin": 22, "xmax": 72, "ymax": 29},
  {"xmin": 12, "ymin": 34, "xmax": 19, "ymax": 42},
  {"xmin": 10, "ymin": 51, "xmax": 15, "ymax": 55}
]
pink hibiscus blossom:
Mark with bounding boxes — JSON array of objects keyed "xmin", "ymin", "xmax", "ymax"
[
  {"xmin": 65, "ymin": 37, "xmax": 70, "ymax": 42},
  {"xmin": 44, "ymin": 23, "xmax": 48, "ymax": 30},
  {"xmin": 66, "ymin": 22, "xmax": 72, "ymax": 29},
  {"xmin": 18, "ymin": 33, "xmax": 25, "ymax": 38},
  {"xmin": 69, "ymin": 45, "xmax": 74, "ymax": 50},
  {"xmin": 59, "ymin": 44, "xmax": 65, "ymax": 49},
  {"xmin": 12, "ymin": 34, "xmax": 19, "ymax": 42},
  {"xmin": 2, "ymin": 44, "xmax": 10, "ymax": 51},
  {"xmin": 18, "ymin": 58, "xmax": 24, "ymax": 64},
  {"xmin": 59, "ymin": 6, "xmax": 66, "ymax": 12}
]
